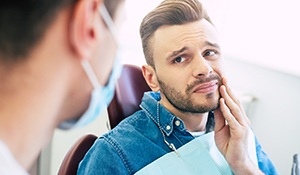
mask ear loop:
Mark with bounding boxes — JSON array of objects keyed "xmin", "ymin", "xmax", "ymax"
[
  {"xmin": 81, "ymin": 4, "xmax": 117, "ymax": 90},
  {"xmin": 81, "ymin": 60, "xmax": 101, "ymax": 89},
  {"xmin": 98, "ymin": 4, "xmax": 123, "ymax": 131},
  {"xmin": 98, "ymin": 4, "xmax": 119, "ymax": 47}
]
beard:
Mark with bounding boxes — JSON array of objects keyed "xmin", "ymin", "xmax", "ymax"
[{"xmin": 157, "ymin": 74, "xmax": 221, "ymax": 114}]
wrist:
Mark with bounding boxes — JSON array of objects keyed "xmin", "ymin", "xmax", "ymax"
[{"xmin": 231, "ymin": 159, "xmax": 264, "ymax": 175}]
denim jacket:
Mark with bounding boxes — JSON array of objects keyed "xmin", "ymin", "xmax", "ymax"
[{"xmin": 78, "ymin": 92, "xmax": 278, "ymax": 175}]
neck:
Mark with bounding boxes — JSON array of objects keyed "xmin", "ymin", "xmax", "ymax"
[
  {"xmin": 0, "ymin": 57, "xmax": 70, "ymax": 169},
  {"xmin": 180, "ymin": 112, "xmax": 209, "ymax": 132},
  {"xmin": 175, "ymin": 111, "xmax": 208, "ymax": 132},
  {"xmin": 159, "ymin": 99, "xmax": 208, "ymax": 132}
]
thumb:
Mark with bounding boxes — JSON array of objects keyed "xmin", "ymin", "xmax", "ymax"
[{"xmin": 214, "ymin": 107, "xmax": 225, "ymax": 133}]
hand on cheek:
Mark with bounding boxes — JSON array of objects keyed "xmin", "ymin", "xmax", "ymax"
[{"xmin": 213, "ymin": 77, "xmax": 262, "ymax": 175}]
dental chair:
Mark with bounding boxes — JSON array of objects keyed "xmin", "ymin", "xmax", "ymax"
[
  {"xmin": 58, "ymin": 64, "xmax": 151, "ymax": 174},
  {"xmin": 57, "ymin": 134, "xmax": 97, "ymax": 175},
  {"xmin": 107, "ymin": 64, "xmax": 151, "ymax": 129}
]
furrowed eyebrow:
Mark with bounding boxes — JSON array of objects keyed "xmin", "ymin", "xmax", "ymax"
[
  {"xmin": 166, "ymin": 47, "xmax": 188, "ymax": 59},
  {"xmin": 205, "ymin": 41, "xmax": 221, "ymax": 50},
  {"xmin": 165, "ymin": 41, "xmax": 220, "ymax": 60}
]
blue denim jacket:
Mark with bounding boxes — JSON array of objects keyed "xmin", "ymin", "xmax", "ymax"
[{"xmin": 78, "ymin": 92, "xmax": 278, "ymax": 175}]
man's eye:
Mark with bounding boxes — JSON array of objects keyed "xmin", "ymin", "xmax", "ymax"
[
  {"xmin": 203, "ymin": 50, "xmax": 216, "ymax": 57},
  {"xmin": 174, "ymin": 57, "xmax": 186, "ymax": 63}
]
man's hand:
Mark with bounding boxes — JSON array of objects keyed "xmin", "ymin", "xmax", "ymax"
[{"xmin": 214, "ymin": 77, "xmax": 264, "ymax": 175}]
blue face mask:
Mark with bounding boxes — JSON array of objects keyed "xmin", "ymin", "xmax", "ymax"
[{"xmin": 58, "ymin": 4, "xmax": 122, "ymax": 130}]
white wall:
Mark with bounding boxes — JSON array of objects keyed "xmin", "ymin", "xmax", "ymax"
[
  {"xmin": 225, "ymin": 57, "xmax": 300, "ymax": 175},
  {"xmin": 218, "ymin": 0, "xmax": 300, "ymax": 77}
]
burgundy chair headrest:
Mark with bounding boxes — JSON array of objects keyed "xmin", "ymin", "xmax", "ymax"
[
  {"xmin": 58, "ymin": 134, "xmax": 97, "ymax": 175},
  {"xmin": 107, "ymin": 64, "xmax": 151, "ymax": 129}
]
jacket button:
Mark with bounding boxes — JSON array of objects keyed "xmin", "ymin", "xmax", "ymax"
[
  {"xmin": 166, "ymin": 125, "xmax": 171, "ymax": 130},
  {"xmin": 175, "ymin": 120, "xmax": 180, "ymax": 126}
]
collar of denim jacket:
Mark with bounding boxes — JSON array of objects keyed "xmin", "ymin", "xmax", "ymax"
[{"xmin": 140, "ymin": 91, "xmax": 186, "ymax": 136}]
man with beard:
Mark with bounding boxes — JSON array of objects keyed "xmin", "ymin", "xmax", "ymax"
[{"xmin": 78, "ymin": 0, "xmax": 278, "ymax": 174}]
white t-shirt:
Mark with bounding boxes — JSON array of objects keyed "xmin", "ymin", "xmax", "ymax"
[
  {"xmin": 0, "ymin": 140, "xmax": 28, "ymax": 175},
  {"xmin": 189, "ymin": 130, "xmax": 206, "ymax": 137}
]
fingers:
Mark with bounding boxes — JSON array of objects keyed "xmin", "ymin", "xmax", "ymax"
[
  {"xmin": 214, "ymin": 107, "xmax": 225, "ymax": 132},
  {"xmin": 219, "ymin": 97, "xmax": 241, "ymax": 127},
  {"xmin": 219, "ymin": 77, "xmax": 250, "ymax": 126},
  {"xmin": 222, "ymin": 77, "xmax": 248, "ymax": 118}
]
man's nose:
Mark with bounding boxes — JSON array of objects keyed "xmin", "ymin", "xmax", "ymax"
[{"xmin": 192, "ymin": 54, "xmax": 213, "ymax": 78}]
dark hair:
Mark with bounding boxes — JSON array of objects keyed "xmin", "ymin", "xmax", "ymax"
[
  {"xmin": 139, "ymin": 0, "xmax": 212, "ymax": 68},
  {"xmin": 0, "ymin": 0, "xmax": 122, "ymax": 62}
]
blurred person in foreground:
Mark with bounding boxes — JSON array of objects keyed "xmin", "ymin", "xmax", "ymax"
[{"xmin": 0, "ymin": 0, "xmax": 125, "ymax": 174}]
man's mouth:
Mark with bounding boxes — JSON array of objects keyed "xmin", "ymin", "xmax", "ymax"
[{"xmin": 193, "ymin": 80, "xmax": 219, "ymax": 93}]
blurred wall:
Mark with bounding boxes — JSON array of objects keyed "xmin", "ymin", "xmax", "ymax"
[{"xmin": 226, "ymin": 57, "xmax": 300, "ymax": 175}]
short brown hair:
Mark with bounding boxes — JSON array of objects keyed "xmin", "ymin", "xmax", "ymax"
[{"xmin": 139, "ymin": 0, "xmax": 212, "ymax": 68}]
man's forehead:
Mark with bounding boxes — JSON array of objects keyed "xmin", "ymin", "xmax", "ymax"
[{"xmin": 151, "ymin": 20, "xmax": 219, "ymax": 57}]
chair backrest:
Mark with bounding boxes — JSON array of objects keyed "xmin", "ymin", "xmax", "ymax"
[
  {"xmin": 107, "ymin": 64, "xmax": 151, "ymax": 129},
  {"xmin": 57, "ymin": 134, "xmax": 97, "ymax": 175}
]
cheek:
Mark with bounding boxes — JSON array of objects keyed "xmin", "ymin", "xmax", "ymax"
[
  {"xmin": 212, "ymin": 60, "xmax": 225, "ymax": 78},
  {"xmin": 172, "ymin": 74, "xmax": 191, "ymax": 93},
  {"xmin": 158, "ymin": 72, "xmax": 187, "ymax": 91},
  {"xmin": 91, "ymin": 50, "xmax": 116, "ymax": 86}
]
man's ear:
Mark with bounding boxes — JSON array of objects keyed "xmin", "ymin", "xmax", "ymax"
[
  {"xmin": 69, "ymin": 0, "xmax": 102, "ymax": 59},
  {"xmin": 142, "ymin": 65, "xmax": 160, "ymax": 92}
]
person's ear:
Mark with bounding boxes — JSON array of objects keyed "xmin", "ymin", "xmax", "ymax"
[
  {"xmin": 69, "ymin": 0, "xmax": 103, "ymax": 59},
  {"xmin": 142, "ymin": 65, "xmax": 160, "ymax": 92}
]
